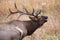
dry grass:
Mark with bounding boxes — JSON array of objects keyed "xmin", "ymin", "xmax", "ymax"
[{"xmin": 0, "ymin": 0, "xmax": 60, "ymax": 40}]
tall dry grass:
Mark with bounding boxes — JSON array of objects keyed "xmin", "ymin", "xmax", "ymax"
[{"xmin": 0, "ymin": 0, "xmax": 60, "ymax": 40}]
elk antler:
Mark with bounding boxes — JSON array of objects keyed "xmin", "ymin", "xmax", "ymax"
[
  {"xmin": 7, "ymin": 3, "xmax": 41, "ymax": 18},
  {"xmin": 22, "ymin": 5, "xmax": 35, "ymax": 16},
  {"xmin": 32, "ymin": 8, "xmax": 35, "ymax": 16},
  {"xmin": 7, "ymin": 3, "xmax": 25, "ymax": 18},
  {"xmin": 35, "ymin": 9, "xmax": 41, "ymax": 17}
]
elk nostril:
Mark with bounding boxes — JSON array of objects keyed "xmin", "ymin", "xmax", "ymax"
[{"xmin": 45, "ymin": 16, "xmax": 48, "ymax": 19}]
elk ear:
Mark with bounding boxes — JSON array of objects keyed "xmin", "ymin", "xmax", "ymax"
[
  {"xmin": 29, "ymin": 16, "xmax": 35, "ymax": 20},
  {"xmin": 29, "ymin": 16, "xmax": 38, "ymax": 21}
]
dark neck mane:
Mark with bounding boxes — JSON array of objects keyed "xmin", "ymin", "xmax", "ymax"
[{"xmin": 25, "ymin": 21, "xmax": 40, "ymax": 35}]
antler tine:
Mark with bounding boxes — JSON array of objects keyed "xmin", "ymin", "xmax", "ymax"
[
  {"xmin": 7, "ymin": 3, "xmax": 26, "ymax": 18},
  {"xmin": 14, "ymin": 3, "xmax": 24, "ymax": 13},
  {"xmin": 22, "ymin": 5, "xmax": 29, "ymax": 13},
  {"xmin": 7, "ymin": 8, "xmax": 18, "ymax": 18},
  {"xmin": 35, "ymin": 9, "xmax": 41, "ymax": 16},
  {"xmin": 22, "ymin": 5, "xmax": 33, "ymax": 16},
  {"xmin": 32, "ymin": 8, "xmax": 35, "ymax": 16}
]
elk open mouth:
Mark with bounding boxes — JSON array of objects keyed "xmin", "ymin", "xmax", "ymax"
[{"xmin": 45, "ymin": 16, "xmax": 48, "ymax": 22}]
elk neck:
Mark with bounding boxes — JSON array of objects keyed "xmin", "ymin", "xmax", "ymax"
[{"xmin": 25, "ymin": 20, "xmax": 40, "ymax": 35}]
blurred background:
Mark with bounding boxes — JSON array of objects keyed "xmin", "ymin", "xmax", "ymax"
[{"xmin": 0, "ymin": 0, "xmax": 60, "ymax": 40}]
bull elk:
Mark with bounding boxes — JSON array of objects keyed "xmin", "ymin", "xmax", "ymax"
[{"xmin": 0, "ymin": 3, "xmax": 48, "ymax": 40}]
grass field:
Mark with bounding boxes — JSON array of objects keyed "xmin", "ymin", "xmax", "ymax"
[{"xmin": 0, "ymin": 0, "xmax": 60, "ymax": 40}]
